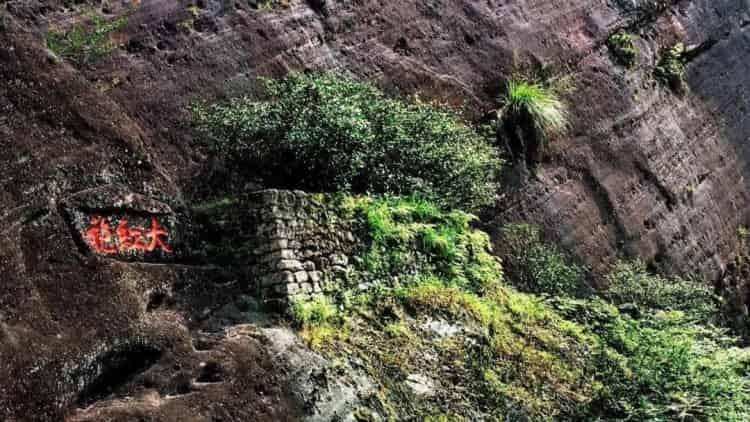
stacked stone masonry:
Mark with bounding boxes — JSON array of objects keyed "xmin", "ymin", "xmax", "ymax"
[{"xmin": 242, "ymin": 190, "xmax": 362, "ymax": 302}]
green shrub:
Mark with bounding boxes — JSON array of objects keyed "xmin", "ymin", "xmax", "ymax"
[
  {"xmin": 603, "ymin": 312, "xmax": 750, "ymax": 421},
  {"xmin": 607, "ymin": 30, "xmax": 638, "ymax": 67},
  {"xmin": 46, "ymin": 11, "xmax": 129, "ymax": 63},
  {"xmin": 495, "ymin": 223, "xmax": 586, "ymax": 296},
  {"xmin": 551, "ymin": 297, "xmax": 750, "ymax": 421},
  {"xmin": 497, "ymin": 77, "xmax": 570, "ymax": 158},
  {"xmin": 605, "ymin": 260, "xmax": 719, "ymax": 322},
  {"xmin": 655, "ymin": 43, "xmax": 688, "ymax": 94},
  {"xmin": 192, "ymin": 73, "xmax": 502, "ymax": 212}
]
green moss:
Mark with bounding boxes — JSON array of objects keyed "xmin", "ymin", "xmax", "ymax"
[
  {"xmin": 290, "ymin": 295, "xmax": 338, "ymax": 326},
  {"xmin": 341, "ymin": 196, "xmax": 503, "ymax": 293},
  {"xmin": 46, "ymin": 10, "xmax": 130, "ymax": 63},
  {"xmin": 607, "ymin": 30, "xmax": 638, "ymax": 67}
]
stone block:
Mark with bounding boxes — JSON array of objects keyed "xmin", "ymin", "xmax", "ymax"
[
  {"xmin": 330, "ymin": 254, "xmax": 349, "ymax": 267},
  {"xmin": 275, "ymin": 283, "xmax": 300, "ymax": 295},
  {"xmin": 294, "ymin": 271, "xmax": 309, "ymax": 283},
  {"xmin": 309, "ymin": 271, "xmax": 322, "ymax": 283},
  {"xmin": 268, "ymin": 238, "xmax": 288, "ymax": 251},
  {"xmin": 262, "ymin": 249, "xmax": 296, "ymax": 263},
  {"xmin": 277, "ymin": 259, "xmax": 304, "ymax": 272},
  {"xmin": 260, "ymin": 271, "xmax": 295, "ymax": 287}
]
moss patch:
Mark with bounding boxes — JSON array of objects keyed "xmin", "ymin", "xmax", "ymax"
[{"xmin": 46, "ymin": 10, "xmax": 130, "ymax": 63}]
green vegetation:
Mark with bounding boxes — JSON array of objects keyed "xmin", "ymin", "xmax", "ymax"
[
  {"xmin": 291, "ymin": 295, "xmax": 338, "ymax": 326},
  {"xmin": 496, "ymin": 76, "xmax": 570, "ymax": 163},
  {"xmin": 552, "ymin": 297, "xmax": 750, "ymax": 421},
  {"xmin": 289, "ymin": 197, "xmax": 604, "ymax": 419},
  {"xmin": 46, "ymin": 11, "xmax": 130, "ymax": 63},
  {"xmin": 254, "ymin": 0, "xmax": 291, "ymax": 9},
  {"xmin": 193, "ymin": 70, "xmax": 749, "ymax": 421},
  {"xmin": 283, "ymin": 197, "xmax": 750, "ymax": 420},
  {"xmin": 607, "ymin": 30, "xmax": 638, "ymax": 67},
  {"xmin": 655, "ymin": 43, "xmax": 688, "ymax": 94},
  {"xmin": 500, "ymin": 78, "xmax": 570, "ymax": 143},
  {"xmin": 495, "ymin": 223, "xmax": 586, "ymax": 296},
  {"xmin": 192, "ymin": 73, "xmax": 501, "ymax": 212},
  {"xmin": 341, "ymin": 196, "xmax": 503, "ymax": 292},
  {"xmin": 605, "ymin": 260, "xmax": 720, "ymax": 322}
]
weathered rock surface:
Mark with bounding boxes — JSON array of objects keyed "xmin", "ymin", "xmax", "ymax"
[{"xmin": 2, "ymin": 0, "xmax": 750, "ymax": 419}]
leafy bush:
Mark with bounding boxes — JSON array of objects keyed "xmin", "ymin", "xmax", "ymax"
[
  {"xmin": 46, "ymin": 11, "xmax": 129, "ymax": 63},
  {"xmin": 495, "ymin": 223, "xmax": 586, "ymax": 296},
  {"xmin": 192, "ymin": 73, "xmax": 501, "ymax": 211},
  {"xmin": 604, "ymin": 312, "xmax": 750, "ymax": 421},
  {"xmin": 607, "ymin": 30, "xmax": 638, "ymax": 67},
  {"xmin": 497, "ymin": 77, "xmax": 570, "ymax": 160},
  {"xmin": 551, "ymin": 297, "xmax": 750, "ymax": 421},
  {"xmin": 605, "ymin": 260, "xmax": 719, "ymax": 322}
]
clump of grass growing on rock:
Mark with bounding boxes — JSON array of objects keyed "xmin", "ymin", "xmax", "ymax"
[
  {"xmin": 290, "ymin": 295, "xmax": 341, "ymax": 349},
  {"xmin": 192, "ymin": 72, "xmax": 502, "ymax": 212},
  {"xmin": 607, "ymin": 30, "xmax": 638, "ymax": 67},
  {"xmin": 291, "ymin": 295, "xmax": 338, "ymax": 326},
  {"xmin": 497, "ymin": 76, "xmax": 570, "ymax": 164}
]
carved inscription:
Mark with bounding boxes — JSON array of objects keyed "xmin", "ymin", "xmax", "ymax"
[{"xmin": 84, "ymin": 215, "xmax": 173, "ymax": 254}]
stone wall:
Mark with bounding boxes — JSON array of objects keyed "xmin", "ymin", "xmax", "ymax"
[{"xmin": 202, "ymin": 190, "xmax": 363, "ymax": 304}]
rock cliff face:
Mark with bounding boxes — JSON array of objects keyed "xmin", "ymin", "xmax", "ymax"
[{"xmin": 2, "ymin": 0, "xmax": 750, "ymax": 420}]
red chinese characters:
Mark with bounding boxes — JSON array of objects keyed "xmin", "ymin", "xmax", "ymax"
[{"xmin": 84, "ymin": 216, "xmax": 174, "ymax": 254}]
